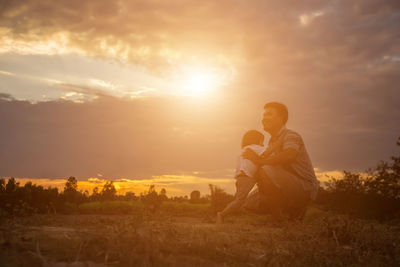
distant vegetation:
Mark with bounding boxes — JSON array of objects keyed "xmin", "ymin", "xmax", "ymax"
[
  {"xmin": 1, "ymin": 136, "xmax": 399, "ymax": 221},
  {"xmin": 0, "ymin": 175, "xmax": 220, "ymax": 217},
  {"xmin": 316, "ymin": 136, "xmax": 400, "ymax": 220}
]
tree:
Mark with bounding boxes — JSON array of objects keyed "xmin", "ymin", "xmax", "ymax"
[
  {"xmin": 364, "ymin": 137, "xmax": 400, "ymax": 199},
  {"xmin": 125, "ymin": 191, "xmax": 137, "ymax": 201},
  {"xmin": 64, "ymin": 176, "xmax": 78, "ymax": 193},
  {"xmin": 159, "ymin": 188, "xmax": 168, "ymax": 201},
  {"xmin": 190, "ymin": 190, "xmax": 201, "ymax": 203},
  {"xmin": 0, "ymin": 178, "xmax": 5, "ymax": 208},
  {"xmin": 326, "ymin": 171, "xmax": 365, "ymax": 195},
  {"xmin": 6, "ymin": 177, "xmax": 19, "ymax": 194},
  {"xmin": 0, "ymin": 178, "xmax": 5, "ymax": 195},
  {"xmin": 0, "ymin": 178, "xmax": 19, "ymax": 212},
  {"xmin": 141, "ymin": 185, "xmax": 162, "ymax": 212},
  {"xmin": 63, "ymin": 176, "xmax": 81, "ymax": 206},
  {"xmin": 5, "ymin": 178, "xmax": 20, "ymax": 207},
  {"xmin": 100, "ymin": 181, "xmax": 117, "ymax": 201},
  {"xmin": 0, "ymin": 178, "xmax": 62, "ymax": 215},
  {"xmin": 90, "ymin": 186, "xmax": 101, "ymax": 201}
]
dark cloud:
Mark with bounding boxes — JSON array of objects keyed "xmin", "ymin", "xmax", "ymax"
[
  {"xmin": 1, "ymin": 0, "xmax": 399, "ymax": 78},
  {"xmin": 0, "ymin": 92, "xmax": 14, "ymax": 100},
  {"xmin": 57, "ymin": 83, "xmax": 113, "ymax": 98}
]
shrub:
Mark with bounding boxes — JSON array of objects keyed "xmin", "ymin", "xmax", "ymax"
[
  {"xmin": 100, "ymin": 181, "xmax": 117, "ymax": 201},
  {"xmin": 140, "ymin": 185, "xmax": 165, "ymax": 212},
  {"xmin": 316, "ymin": 136, "xmax": 400, "ymax": 220}
]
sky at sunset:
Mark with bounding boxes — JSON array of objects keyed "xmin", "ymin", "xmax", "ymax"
[{"xmin": 1, "ymin": 0, "xmax": 399, "ymax": 196}]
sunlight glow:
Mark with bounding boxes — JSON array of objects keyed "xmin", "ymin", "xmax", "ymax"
[
  {"xmin": 175, "ymin": 65, "xmax": 227, "ymax": 97},
  {"xmin": 184, "ymin": 71, "xmax": 216, "ymax": 96}
]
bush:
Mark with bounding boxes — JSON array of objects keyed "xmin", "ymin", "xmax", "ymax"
[
  {"xmin": 316, "ymin": 136, "xmax": 400, "ymax": 220},
  {"xmin": 140, "ymin": 185, "xmax": 166, "ymax": 212}
]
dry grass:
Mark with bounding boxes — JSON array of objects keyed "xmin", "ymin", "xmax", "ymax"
[{"xmin": 1, "ymin": 206, "xmax": 400, "ymax": 266}]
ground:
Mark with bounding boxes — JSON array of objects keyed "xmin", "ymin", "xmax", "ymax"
[{"xmin": 1, "ymin": 205, "xmax": 400, "ymax": 266}]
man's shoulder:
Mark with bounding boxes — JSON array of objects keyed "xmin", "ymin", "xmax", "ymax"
[
  {"xmin": 283, "ymin": 128, "xmax": 303, "ymax": 139},
  {"xmin": 281, "ymin": 128, "xmax": 304, "ymax": 147}
]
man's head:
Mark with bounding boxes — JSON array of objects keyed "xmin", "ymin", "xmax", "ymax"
[
  {"xmin": 262, "ymin": 102, "xmax": 288, "ymax": 133},
  {"xmin": 241, "ymin": 130, "xmax": 264, "ymax": 148}
]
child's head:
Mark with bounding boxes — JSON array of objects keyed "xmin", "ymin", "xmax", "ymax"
[{"xmin": 241, "ymin": 130, "xmax": 264, "ymax": 148}]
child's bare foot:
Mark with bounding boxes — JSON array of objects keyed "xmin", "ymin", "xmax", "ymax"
[{"xmin": 216, "ymin": 212, "xmax": 224, "ymax": 224}]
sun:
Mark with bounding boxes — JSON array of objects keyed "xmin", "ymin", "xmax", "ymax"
[
  {"xmin": 183, "ymin": 71, "xmax": 217, "ymax": 96},
  {"xmin": 176, "ymin": 66, "xmax": 224, "ymax": 97},
  {"xmin": 170, "ymin": 64, "xmax": 232, "ymax": 97}
]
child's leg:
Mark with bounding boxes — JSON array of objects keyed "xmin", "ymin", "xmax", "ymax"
[{"xmin": 219, "ymin": 176, "xmax": 256, "ymax": 218}]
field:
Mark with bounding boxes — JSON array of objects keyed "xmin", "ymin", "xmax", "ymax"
[{"xmin": 1, "ymin": 202, "xmax": 400, "ymax": 266}]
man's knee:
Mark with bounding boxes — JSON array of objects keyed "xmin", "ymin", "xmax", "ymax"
[
  {"xmin": 256, "ymin": 168, "xmax": 279, "ymax": 193},
  {"xmin": 261, "ymin": 165, "xmax": 281, "ymax": 181}
]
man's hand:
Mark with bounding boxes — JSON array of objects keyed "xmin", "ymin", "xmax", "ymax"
[
  {"xmin": 262, "ymin": 139, "xmax": 283, "ymax": 158},
  {"xmin": 242, "ymin": 148, "xmax": 261, "ymax": 165},
  {"xmin": 261, "ymin": 148, "xmax": 299, "ymax": 166}
]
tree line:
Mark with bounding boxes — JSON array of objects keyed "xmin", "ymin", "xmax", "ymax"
[{"xmin": 0, "ymin": 175, "xmax": 214, "ymax": 216}]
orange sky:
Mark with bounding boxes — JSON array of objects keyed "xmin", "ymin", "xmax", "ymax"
[{"xmin": 12, "ymin": 169, "xmax": 341, "ymax": 197}]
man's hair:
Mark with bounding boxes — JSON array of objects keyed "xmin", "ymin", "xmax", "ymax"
[
  {"xmin": 241, "ymin": 130, "xmax": 264, "ymax": 148},
  {"xmin": 264, "ymin": 102, "xmax": 288, "ymax": 124}
]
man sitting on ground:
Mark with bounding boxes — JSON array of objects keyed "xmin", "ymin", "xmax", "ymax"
[{"xmin": 243, "ymin": 102, "xmax": 319, "ymax": 221}]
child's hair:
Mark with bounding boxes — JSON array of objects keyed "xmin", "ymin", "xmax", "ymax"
[{"xmin": 241, "ymin": 130, "xmax": 264, "ymax": 148}]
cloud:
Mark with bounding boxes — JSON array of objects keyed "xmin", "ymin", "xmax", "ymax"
[
  {"xmin": 0, "ymin": 0, "xmax": 243, "ymax": 72},
  {"xmin": 1, "ymin": 1, "xmax": 399, "ymax": 102},
  {"xmin": 57, "ymin": 83, "xmax": 111, "ymax": 99},
  {"xmin": 4, "ymin": 0, "xmax": 396, "ymax": 75},
  {"xmin": 0, "ymin": 92, "xmax": 15, "ymax": 100},
  {"xmin": 0, "ymin": 53, "xmax": 173, "ymax": 101},
  {"xmin": 87, "ymin": 177, "xmax": 104, "ymax": 184},
  {"xmin": 0, "ymin": 70, "xmax": 15, "ymax": 76}
]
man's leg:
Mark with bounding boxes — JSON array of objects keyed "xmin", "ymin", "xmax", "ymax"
[
  {"xmin": 241, "ymin": 188, "xmax": 262, "ymax": 214},
  {"xmin": 286, "ymin": 181, "xmax": 310, "ymax": 221},
  {"xmin": 256, "ymin": 168, "xmax": 284, "ymax": 220},
  {"xmin": 242, "ymin": 169, "xmax": 283, "ymax": 218},
  {"xmin": 262, "ymin": 166, "xmax": 310, "ymax": 221},
  {"xmin": 217, "ymin": 176, "xmax": 256, "ymax": 223}
]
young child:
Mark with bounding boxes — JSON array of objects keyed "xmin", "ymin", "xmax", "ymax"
[{"xmin": 217, "ymin": 130, "xmax": 281, "ymax": 223}]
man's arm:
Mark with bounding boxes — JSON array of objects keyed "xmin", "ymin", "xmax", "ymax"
[
  {"xmin": 261, "ymin": 139, "xmax": 283, "ymax": 158},
  {"xmin": 243, "ymin": 148, "xmax": 298, "ymax": 166}
]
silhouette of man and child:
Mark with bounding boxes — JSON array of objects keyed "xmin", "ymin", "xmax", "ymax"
[{"xmin": 217, "ymin": 102, "xmax": 319, "ymax": 224}]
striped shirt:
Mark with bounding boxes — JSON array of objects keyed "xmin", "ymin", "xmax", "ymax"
[{"xmin": 267, "ymin": 126, "xmax": 319, "ymax": 200}]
